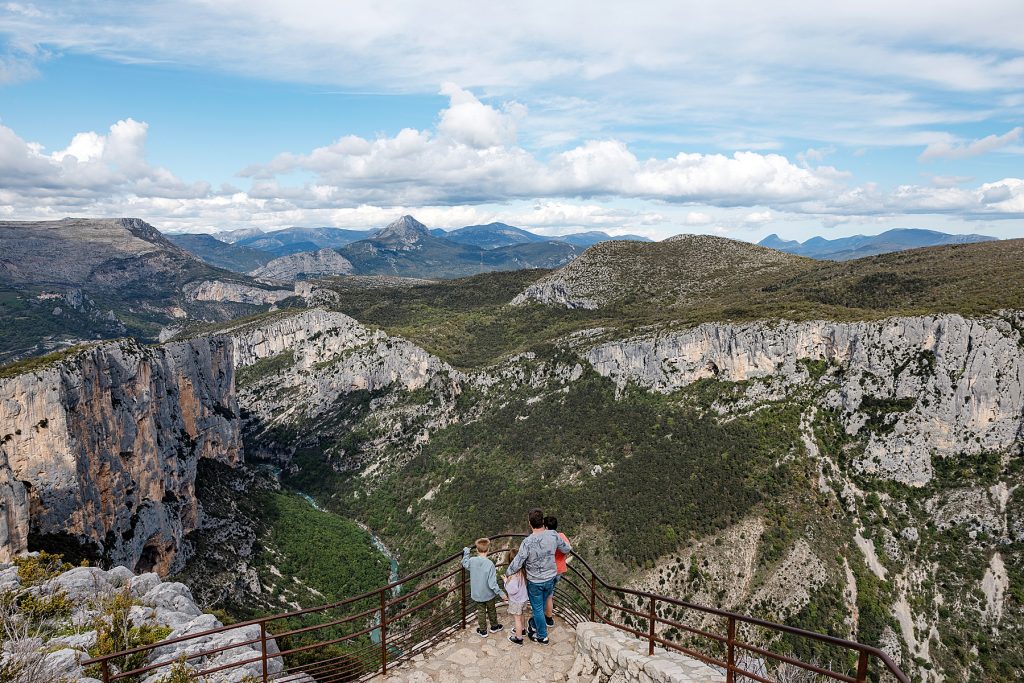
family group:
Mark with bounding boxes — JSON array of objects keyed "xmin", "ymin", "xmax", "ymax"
[{"xmin": 461, "ymin": 508, "xmax": 572, "ymax": 646}]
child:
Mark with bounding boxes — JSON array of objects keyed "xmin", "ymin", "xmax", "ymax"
[
  {"xmin": 502, "ymin": 543, "xmax": 529, "ymax": 645},
  {"xmin": 544, "ymin": 515, "xmax": 570, "ymax": 628},
  {"xmin": 462, "ymin": 538, "xmax": 507, "ymax": 637}
]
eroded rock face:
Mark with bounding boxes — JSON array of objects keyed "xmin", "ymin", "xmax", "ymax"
[
  {"xmin": 249, "ymin": 248, "xmax": 354, "ymax": 280},
  {"xmin": 231, "ymin": 309, "xmax": 461, "ymax": 412},
  {"xmin": 0, "ymin": 337, "xmax": 241, "ymax": 573},
  {"xmin": 587, "ymin": 313, "xmax": 1024, "ymax": 486},
  {"xmin": 229, "ymin": 309, "xmax": 463, "ymax": 467},
  {"xmin": 184, "ymin": 280, "xmax": 293, "ymax": 305}
]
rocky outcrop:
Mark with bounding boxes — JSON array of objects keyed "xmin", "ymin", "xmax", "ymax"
[
  {"xmin": 228, "ymin": 309, "xmax": 464, "ymax": 475},
  {"xmin": 0, "ymin": 337, "xmax": 241, "ymax": 573},
  {"xmin": 249, "ymin": 248, "xmax": 354, "ymax": 280},
  {"xmin": 513, "ymin": 235, "xmax": 807, "ymax": 310},
  {"xmin": 229, "ymin": 310, "xmax": 462, "ymax": 464},
  {"xmin": 184, "ymin": 279, "xmax": 293, "ymax": 305},
  {"xmin": 586, "ymin": 313, "xmax": 1024, "ymax": 486},
  {"xmin": 0, "ymin": 561, "xmax": 281, "ymax": 683}
]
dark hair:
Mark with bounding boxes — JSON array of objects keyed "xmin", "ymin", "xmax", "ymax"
[
  {"xmin": 544, "ymin": 516, "xmax": 558, "ymax": 531},
  {"xmin": 528, "ymin": 508, "xmax": 545, "ymax": 529}
]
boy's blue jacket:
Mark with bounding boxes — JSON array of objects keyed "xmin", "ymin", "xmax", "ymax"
[{"xmin": 462, "ymin": 548, "xmax": 507, "ymax": 602}]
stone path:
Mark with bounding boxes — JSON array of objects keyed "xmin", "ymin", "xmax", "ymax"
[{"xmin": 378, "ymin": 617, "xmax": 577, "ymax": 683}]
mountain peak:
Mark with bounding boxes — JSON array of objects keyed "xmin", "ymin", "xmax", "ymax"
[{"xmin": 379, "ymin": 215, "xmax": 430, "ymax": 238}]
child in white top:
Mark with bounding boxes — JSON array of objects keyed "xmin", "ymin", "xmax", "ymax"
[{"xmin": 503, "ymin": 543, "xmax": 529, "ymax": 645}]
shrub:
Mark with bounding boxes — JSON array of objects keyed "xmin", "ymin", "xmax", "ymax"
[
  {"xmin": 85, "ymin": 588, "xmax": 172, "ymax": 682},
  {"xmin": 13, "ymin": 551, "xmax": 74, "ymax": 586}
]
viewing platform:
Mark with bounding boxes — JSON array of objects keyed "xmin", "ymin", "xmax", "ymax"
[
  {"xmin": 377, "ymin": 615, "xmax": 577, "ymax": 682},
  {"xmin": 377, "ymin": 618, "xmax": 726, "ymax": 683},
  {"xmin": 82, "ymin": 534, "xmax": 909, "ymax": 683}
]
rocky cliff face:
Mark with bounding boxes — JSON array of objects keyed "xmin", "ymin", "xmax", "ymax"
[
  {"xmin": 0, "ymin": 337, "xmax": 241, "ymax": 574},
  {"xmin": 228, "ymin": 309, "xmax": 463, "ymax": 467},
  {"xmin": 184, "ymin": 279, "xmax": 293, "ymax": 305},
  {"xmin": 249, "ymin": 248, "xmax": 355, "ymax": 280},
  {"xmin": 586, "ymin": 312, "xmax": 1024, "ymax": 486},
  {"xmin": 578, "ymin": 312, "xmax": 1024, "ymax": 682}
]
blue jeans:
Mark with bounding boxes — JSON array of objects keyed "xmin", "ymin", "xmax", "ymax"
[{"xmin": 527, "ymin": 577, "xmax": 557, "ymax": 640}]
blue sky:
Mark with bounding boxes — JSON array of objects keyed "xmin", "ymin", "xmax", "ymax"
[{"xmin": 1, "ymin": 1, "xmax": 1022, "ymax": 241}]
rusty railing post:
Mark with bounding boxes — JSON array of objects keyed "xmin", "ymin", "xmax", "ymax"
[
  {"xmin": 856, "ymin": 650, "xmax": 869, "ymax": 683},
  {"xmin": 460, "ymin": 566, "xmax": 467, "ymax": 630},
  {"xmin": 101, "ymin": 660, "xmax": 111, "ymax": 683},
  {"xmin": 259, "ymin": 621, "xmax": 269, "ymax": 683},
  {"xmin": 590, "ymin": 573, "xmax": 596, "ymax": 622},
  {"xmin": 726, "ymin": 616, "xmax": 736, "ymax": 683},
  {"xmin": 648, "ymin": 596, "xmax": 656, "ymax": 655},
  {"xmin": 380, "ymin": 589, "xmax": 388, "ymax": 675}
]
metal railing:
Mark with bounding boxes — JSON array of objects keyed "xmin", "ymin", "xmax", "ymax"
[{"xmin": 82, "ymin": 534, "xmax": 909, "ymax": 683}]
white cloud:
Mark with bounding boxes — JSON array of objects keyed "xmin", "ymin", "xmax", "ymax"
[
  {"xmin": 0, "ymin": 118, "xmax": 207, "ymax": 199},
  {"xmin": 0, "ymin": 51, "xmax": 39, "ymax": 84},
  {"xmin": 797, "ymin": 146, "xmax": 835, "ymax": 167},
  {"xmin": 504, "ymin": 202, "xmax": 665, "ymax": 233},
  {"xmin": 437, "ymin": 82, "xmax": 523, "ymax": 148},
  {"xmin": 919, "ymin": 127, "xmax": 1023, "ymax": 161},
  {"xmin": 240, "ymin": 88, "xmax": 843, "ymax": 208},
  {"xmin": 2, "ymin": 3, "xmax": 44, "ymax": 18},
  {"xmin": 3, "ymin": 88, "xmax": 1024, "ymax": 235},
  {"xmin": 5, "ymin": 0, "xmax": 1024, "ymax": 154},
  {"xmin": 929, "ymin": 175, "xmax": 974, "ymax": 188}
]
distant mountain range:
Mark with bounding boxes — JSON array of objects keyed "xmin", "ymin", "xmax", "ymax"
[
  {"xmin": 758, "ymin": 228, "xmax": 996, "ymax": 260},
  {"xmin": 431, "ymin": 222, "xmax": 650, "ymax": 249},
  {"xmin": 166, "ymin": 233, "xmax": 274, "ymax": 272},
  {"xmin": 0, "ymin": 218, "xmax": 287, "ymax": 363},
  {"xmin": 167, "ymin": 218, "xmax": 649, "ymax": 280},
  {"xmin": 336, "ymin": 216, "xmax": 579, "ymax": 280},
  {"xmin": 234, "ymin": 226, "xmax": 376, "ymax": 256}
]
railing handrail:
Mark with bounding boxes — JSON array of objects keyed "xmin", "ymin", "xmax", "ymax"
[
  {"xmin": 561, "ymin": 544, "xmax": 909, "ymax": 680},
  {"xmin": 82, "ymin": 532, "xmax": 909, "ymax": 683}
]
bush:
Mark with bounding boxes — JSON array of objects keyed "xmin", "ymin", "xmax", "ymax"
[
  {"xmin": 13, "ymin": 551, "xmax": 74, "ymax": 586},
  {"xmin": 85, "ymin": 588, "xmax": 172, "ymax": 682}
]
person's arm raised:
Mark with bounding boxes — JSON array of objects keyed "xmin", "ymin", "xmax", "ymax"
[{"xmin": 556, "ymin": 533, "xmax": 572, "ymax": 554}]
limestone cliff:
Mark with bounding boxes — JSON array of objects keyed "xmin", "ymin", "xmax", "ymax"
[
  {"xmin": 249, "ymin": 247, "xmax": 354, "ymax": 280},
  {"xmin": 0, "ymin": 337, "xmax": 241, "ymax": 573},
  {"xmin": 587, "ymin": 312, "xmax": 1024, "ymax": 486},
  {"xmin": 227, "ymin": 308, "xmax": 462, "ymax": 467},
  {"xmin": 183, "ymin": 279, "xmax": 293, "ymax": 305}
]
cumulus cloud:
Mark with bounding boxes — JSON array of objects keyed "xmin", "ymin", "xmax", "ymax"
[
  {"xmin": 0, "ymin": 118, "xmax": 207, "ymax": 200},
  {"xmin": 3, "ymin": 86, "xmax": 1024, "ymax": 234},
  {"xmin": 919, "ymin": 127, "xmax": 1023, "ymax": 161},
  {"xmin": 240, "ymin": 86, "xmax": 842, "ymax": 208},
  {"xmin": 437, "ymin": 83, "xmax": 524, "ymax": 148}
]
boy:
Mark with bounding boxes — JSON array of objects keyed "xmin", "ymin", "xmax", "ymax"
[{"xmin": 462, "ymin": 538, "xmax": 507, "ymax": 637}]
